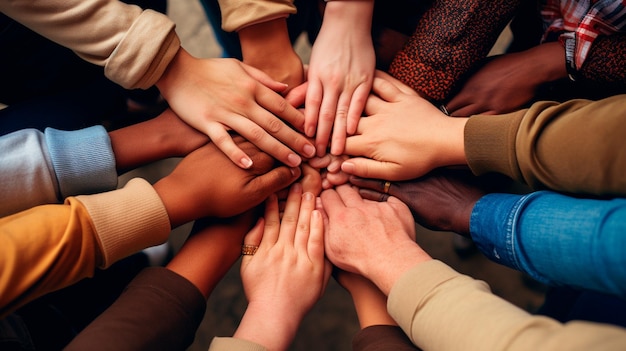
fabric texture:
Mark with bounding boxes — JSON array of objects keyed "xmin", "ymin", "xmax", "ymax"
[{"xmin": 388, "ymin": 260, "xmax": 626, "ymax": 351}]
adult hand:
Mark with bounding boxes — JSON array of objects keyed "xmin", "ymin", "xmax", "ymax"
[
  {"xmin": 446, "ymin": 42, "xmax": 567, "ymax": 116},
  {"xmin": 349, "ymin": 169, "xmax": 489, "ymax": 236},
  {"xmin": 308, "ymin": 154, "xmax": 350, "ymax": 189},
  {"xmin": 154, "ymin": 136, "xmax": 301, "ymax": 227},
  {"xmin": 109, "ymin": 108, "xmax": 209, "ymax": 173},
  {"xmin": 239, "ymin": 18, "xmax": 305, "ymax": 93},
  {"xmin": 342, "ymin": 71, "xmax": 467, "ymax": 181},
  {"xmin": 156, "ymin": 49, "xmax": 316, "ymax": 169},
  {"xmin": 235, "ymin": 183, "xmax": 330, "ymax": 350},
  {"xmin": 318, "ymin": 184, "xmax": 423, "ymax": 294},
  {"xmin": 333, "ymin": 268, "xmax": 397, "ymax": 328},
  {"xmin": 305, "ymin": 0, "xmax": 375, "ymax": 156}
]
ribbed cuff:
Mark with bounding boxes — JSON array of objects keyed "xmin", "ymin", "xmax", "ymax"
[
  {"xmin": 75, "ymin": 178, "xmax": 170, "ymax": 268},
  {"xmin": 45, "ymin": 126, "xmax": 117, "ymax": 198}
]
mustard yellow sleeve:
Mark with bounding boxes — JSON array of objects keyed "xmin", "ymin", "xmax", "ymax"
[
  {"xmin": 388, "ymin": 260, "xmax": 626, "ymax": 351},
  {"xmin": 0, "ymin": 0, "xmax": 180, "ymax": 89},
  {"xmin": 0, "ymin": 178, "xmax": 170, "ymax": 318},
  {"xmin": 217, "ymin": 0, "xmax": 296, "ymax": 32},
  {"xmin": 464, "ymin": 95, "xmax": 626, "ymax": 196}
]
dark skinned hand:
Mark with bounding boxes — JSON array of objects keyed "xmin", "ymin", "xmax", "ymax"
[
  {"xmin": 349, "ymin": 169, "xmax": 492, "ymax": 237},
  {"xmin": 154, "ymin": 135, "xmax": 301, "ymax": 228}
]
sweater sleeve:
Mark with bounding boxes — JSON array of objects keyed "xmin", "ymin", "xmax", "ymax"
[
  {"xmin": 65, "ymin": 267, "xmax": 206, "ymax": 351},
  {"xmin": 209, "ymin": 337, "xmax": 268, "ymax": 351},
  {"xmin": 217, "ymin": 0, "xmax": 296, "ymax": 32},
  {"xmin": 387, "ymin": 260, "xmax": 626, "ymax": 351},
  {"xmin": 0, "ymin": 126, "xmax": 118, "ymax": 217},
  {"xmin": 464, "ymin": 95, "xmax": 626, "ymax": 197},
  {"xmin": 0, "ymin": 0, "xmax": 180, "ymax": 89},
  {"xmin": 0, "ymin": 178, "xmax": 170, "ymax": 318}
]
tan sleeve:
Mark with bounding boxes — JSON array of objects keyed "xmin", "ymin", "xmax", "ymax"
[
  {"xmin": 0, "ymin": 0, "xmax": 180, "ymax": 89},
  {"xmin": 209, "ymin": 337, "xmax": 268, "ymax": 351},
  {"xmin": 464, "ymin": 95, "xmax": 626, "ymax": 196},
  {"xmin": 76, "ymin": 178, "xmax": 171, "ymax": 268},
  {"xmin": 388, "ymin": 260, "xmax": 626, "ymax": 351},
  {"xmin": 217, "ymin": 0, "xmax": 296, "ymax": 32}
]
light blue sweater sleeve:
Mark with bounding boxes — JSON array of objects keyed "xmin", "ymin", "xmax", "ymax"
[
  {"xmin": 470, "ymin": 191, "xmax": 626, "ymax": 297},
  {"xmin": 0, "ymin": 126, "xmax": 117, "ymax": 217}
]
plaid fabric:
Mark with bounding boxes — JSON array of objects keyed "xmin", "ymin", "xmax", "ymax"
[{"xmin": 541, "ymin": 0, "xmax": 626, "ymax": 69}]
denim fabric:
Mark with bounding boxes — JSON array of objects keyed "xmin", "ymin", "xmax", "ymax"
[{"xmin": 471, "ymin": 191, "xmax": 626, "ymax": 297}]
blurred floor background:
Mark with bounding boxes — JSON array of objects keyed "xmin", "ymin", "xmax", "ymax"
[{"xmin": 120, "ymin": 2, "xmax": 545, "ymax": 350}]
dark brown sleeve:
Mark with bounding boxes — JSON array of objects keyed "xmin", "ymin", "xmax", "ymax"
[
  {"xmin": 578, "ymin": 33, "xmax": 626, "ymax": 89},
  {"xmin": 352, "ymin": 325, "xmax": 422, "ymax": 351},
  {"xmin": 387, "ymin": 0, "xmax": 522, "ymax": 104},
  {"xmin": 64, "ymin": 267, "xmax": 206, "ymax": 351}
]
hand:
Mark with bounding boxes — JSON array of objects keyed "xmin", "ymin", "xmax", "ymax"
[
  {"xmin": 318, "ymin": 184, "xmax": 425, "ymax": 294},
  {"xmin": 235, "ymin": 183, "xmax": 331, "ymax": 350},
  {"xmin": 305, "ymin": 0, "xmax": 375, "ymax": 156},
  {"xmin": 342, "ymin": 71, "xmax": 467, "ymax": 181},
  {"xmin": 239, "ymin": 18, "xmax": 305, "ymax": 93},
  {"xmin": 154, "ymin": 136, "xmax": 301, "ymax": 227},
  {"xmin": 308, "ymin": 154, "xmax": 350, "ymax": 189},
  {"xmin": 166, "ymin": 211, "xmax": 257, "ymax": 298},
  {"xmin": 334, "ymin": 268, "xmax": 397, "ymax": 329},
  {"xmin": 446, "ymin": 42, "xmax": 567, "ymax": 116},
  {"xmin": 156, "ymin": 49, "xmax": 316, "ymax": 169},
  {"xmin": 349, "ymin": 169, "xmax": 489, "ymax": 236},
  {"xmin": 109, "ymin": 108, "xmax": 209, "ymax": 173}
]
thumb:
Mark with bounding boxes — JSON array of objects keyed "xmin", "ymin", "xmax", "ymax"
[{"xmin": 341, "ymin": 157, "xmax": 405, "ymax": 181}]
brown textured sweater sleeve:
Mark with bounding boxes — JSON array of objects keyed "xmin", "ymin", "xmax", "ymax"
[
  {"xmin": 465, "ymin": 95, "xmax": 626, "ymax": 196},
  {"xmin": 387, "ymin": 0, "xmax": 521, "ymax": 103},
  {"xmin": 64, "ymin": 267, "xmax": 206, "ymax": 351}
]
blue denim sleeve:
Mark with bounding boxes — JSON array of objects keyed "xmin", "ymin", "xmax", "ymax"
[
  {"xmin": 471, "ymin": 191, "xmax": 626, "ymax": 297},
  {"xmin": 45, "ymin": 126, "xmax": 118, "ymax": 198}
]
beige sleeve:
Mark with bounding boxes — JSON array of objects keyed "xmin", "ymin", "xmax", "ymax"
[
  {"xmin": 464, "ymin": 95, "xmax": 626, "ymax": 197},
  {"xmin": 0, "ymin": 0, "xmax": 180, "ymax": 89},
  {"xmin": 388, "ymin": 260, "xmax": 626, "ymax": 351},
  {"xmin": 209, "ymin": 337, "xmax": 268, "ymax": 351},
  {"xmin": 76, "ymin": 178, "xmax": 171, "ymax": 268},
  {"xmin": 217, "ymin": 0, "xmax": 296, "ymax": 32}
]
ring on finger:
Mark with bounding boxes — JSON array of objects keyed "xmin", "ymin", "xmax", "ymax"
[{"xmin": 383, "ymin": 181, "xmax": 391, "ymax": 194}]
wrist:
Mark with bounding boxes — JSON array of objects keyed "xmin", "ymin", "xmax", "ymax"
[
  {"xmin": 239, "ymin": 18, "xmax": 294, "ymax": 66},
  {"xmin": 364, "ymin": 243, "xmax": 431, "ymax": 296},
  {"xmin": 323, "ymin": 0, "xmax": 374, "ymax": 31},
  {"xmin": 234, "ymin": 302, "xmax": 301, "ymax": 350}
]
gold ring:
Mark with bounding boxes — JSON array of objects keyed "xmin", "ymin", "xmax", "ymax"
[
  {"xmin": 383, "ymin": 181, "xmax": 391, "ymax": 194},
  {"xmin": 241, "ymin": 244, "xmax": 259, "ymax": 256}
]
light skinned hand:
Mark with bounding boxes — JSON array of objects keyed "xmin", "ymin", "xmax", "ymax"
[
  {"xmin": 446, "ymin": 42, "xmax": 567, "ymax": 116},
  {"xmin": 155, "ymin": 49, "xmax": 316, "ymax": 169},
  {"xmin": 305, "ymin": 0, "xmax": 375, "ymax": 156},
  {"xmin": 308, "ymin": 154, "xmax": 350, "ymax": 189},
  {"xmin": 235, "ymin": 184, "xmax": 331, "ymax": 351},
  {"xmin": 318, "ymin": 184, "xmax": 426, "ymax": 294},
  {"xmin": 333, "ymin": 268, "xmax": 397, "ymax": 329},
  {"xmin": 153, "ymin": 136, "xmax": 301, "ymax": 228},
  {"xmin": 239, "ymin": 18, "xmax": 305, "ymax": 94},
  {"xmin": 342, "ymin": 70, "xmax": 467, "ymax": 181}
]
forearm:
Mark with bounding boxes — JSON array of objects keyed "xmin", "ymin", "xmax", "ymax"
[
  {"xmin": 388, "ymin": 260, "xmax": 626, "ymax": 350},
  {"xmin": 0, "ymin": 126, "xmax": 117, "ymax": 216},
  {"xmin": 65, "ymin": 268, "xmax": 206, "ymax": 351},
  {"xmin": 471, "ymin": 191, "xmax": 626, "ymax": 297},
  {"xmin": 578, "ymin": 34, "xmax": 626, "ymax": 87},
  {"xmin": 233, "ymin": 302, "xmax": 302, "ymax": 351},
  {"xmin": 465, "ymin": 95, "xmax": 626, "ymax": 197},
  {"xmin": 323, "ymin": 0, "xmax": 374, "ymax": 36},
  {"xmin": 0, "ymin": 0, "xmax": 179, "ymax": 89},
  {"xmin": 218, "ymin": 0, "xmax": 296, "ymax": 32}
]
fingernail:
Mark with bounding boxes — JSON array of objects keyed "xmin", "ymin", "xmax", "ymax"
[
  {"xmin": 241, "ymin": 157, "xmax": 253, "ymax": 169},
  {"xmin": 287, "ymin": 153, "xmax": 301, "ymax": 167},
  {"xmin": 306, "ymin": 127, "xmax": 315, "ymax": 137},
  {"xmin": 342, "ymin": 162, "xmax": 354, "ymax": 173},
  {"xmin": 303, "ymin": 144, "xmax": 316, "ymax": 157},
  {"xmin": 290, "ymin": 167, "xmax": 299, "ymax": 176},
  {"xmin": 303, "ymin": 192, "xmax": 313, "ymax": 201}
]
